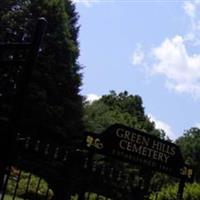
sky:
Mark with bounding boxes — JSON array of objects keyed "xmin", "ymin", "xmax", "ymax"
[{"xmin": 73, "ymin": 0, "xmax": 200, "ymax": 140}]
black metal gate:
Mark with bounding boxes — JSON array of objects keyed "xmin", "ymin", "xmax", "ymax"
[
  {"xmin": 0, "ymin": 166, "xmax": 53, "ymax": 200},
  {"xmin": 0, "ymin": 18, "xmax": 57, "ymax": 200},
  {"xmin": 0, "ymin": 16, "xmax": 168, "ymax": 200}
]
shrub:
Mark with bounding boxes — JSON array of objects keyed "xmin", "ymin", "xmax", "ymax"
[
  {"xmin": 150, "ymin": 183, "xmax": 200, "ymax": 200},
  {"xmin": 6, "ymin": 170, "xmax": 53, "ymax": 199}
]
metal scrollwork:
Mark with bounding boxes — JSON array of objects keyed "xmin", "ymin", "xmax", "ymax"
[{"xmin": 86, "ymin": 136, "xmax": 104, "ymax": 149}]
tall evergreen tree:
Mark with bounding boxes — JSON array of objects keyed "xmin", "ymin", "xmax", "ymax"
[{"xmin": 0, "ymin": 0, "xmax": 83, "ymax": 147}]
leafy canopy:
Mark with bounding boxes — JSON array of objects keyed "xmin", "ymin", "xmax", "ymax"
[
  {"xmin": 84, "ymin": 90, "xmax": 157, "ymax": 134},
  {"xmin": 176, "ymin": 127, "xmax": 200, "ymax": 182}
]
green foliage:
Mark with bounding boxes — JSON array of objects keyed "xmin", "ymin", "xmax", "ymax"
[
  {"xmin": 0, "ymin": 0, "xmax": 83, "ymax": 146},
  {"xmin": 150, "ymin": 183, "xmax": 200, "ymax": 200},
  {"xmin": 83, "ymin": 90, "xmax": 166, "ymax": 199},
  {"xmin": 176, "ymin": 127, "xmax": 200, "ymax": 182},
  {"xmin": 6, "ymin": 171, "xmax": 53, "ymax": 198},
  {"xmin": 70, "ymin": 193, "xmax": 112, "ymax": 200},
  {"xmin": 3, "ymin": 194, "xmax": 22, "ymax": 200},
  {"xmin": 183, "ymin": 183, "xmax": 200, "ymax": 200},
  {"xmin": 150, "ymin": 172, "xmax": 176, "ymax": 193},
  {"xmin": 84, "ymin": 91, "xmax": 155, "ymax": 133},
  {"xmin": 150, "ymin": 183, "xmax": 178, "ymax": 200}
]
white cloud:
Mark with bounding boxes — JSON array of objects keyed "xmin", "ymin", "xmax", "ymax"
[
  {"xmin": 132, "ymin": 44, "xmax": 145, "ymax": 65},
  {"xmin": 71, "ymin": 0, "xmax": 99, "ymax": 7},
  {"xmin": 194, "ymin": 122, "xmax": 200, "ymax": 128},
  {"xmin": 148, "ymin": 114, "xmax": 176, "ymax": 140},
  {"xmin": 86, "ymin": 93, "xmax": 101, "ymax": 103},
  {"xmin": 131, "ymin": 1, "xmax": 200, "ymax": 99},
  {"xmin": 183, "ymin": 1, "xmax": 196, "ymax": 19},
  {"xmin": 152, "ymin": 35, "xmax": 200, "ymax": 98},
  {"xmin": 183, "ymin": 1, "xmax": 200, "ymax": 45}
]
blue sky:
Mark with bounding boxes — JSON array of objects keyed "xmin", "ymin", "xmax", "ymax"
[{"xmin": 73, "ymin": 0, "xmax": 200, "ymax": 140}]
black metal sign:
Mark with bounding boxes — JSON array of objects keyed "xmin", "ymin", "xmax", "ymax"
[{"xmin": 85, "ymin": 124, "xmax": 192, "ymax": 180}]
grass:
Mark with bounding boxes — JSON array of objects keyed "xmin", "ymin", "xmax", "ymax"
[{"xmin": 1, "ymin": 194, "xmax": 23, "ymax": 200}]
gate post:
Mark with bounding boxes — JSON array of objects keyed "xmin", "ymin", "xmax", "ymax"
[
  {"xmin": 78, "ymin": 149, "xmax": 94, "ymax": 200},
  {"xmin": 11, "ymin": 17, "xmax": 47, "ymax": 124},
  {"xmin": 177, "ymin": 178, "xmax": 185, "ymax": 200},
  {"xmin": 49, "ymin": 179, "xmax": 71, "ymax": 200}
]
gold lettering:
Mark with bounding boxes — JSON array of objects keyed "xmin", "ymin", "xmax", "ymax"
[
  {"xmin": 118, "ymin": 139, "xmax": 172, "ymax": 165},
  {"xmin": 142, "ymin": 137, "xmax": 150, "ymax": 146},
  {"xmin": 153, "ymin": 150, "xmax": 159, "ymax": 160},
  {"xmin": 135, "ymin": 135, "xmax": 150, "ymax": 146},
  {"xmin": 160, "ymin": 142, "xmax": 164, "ymax": 152},
  {"xmin": 138, "ymin": 145, "xmax": 143, "ymax": 154},
  {"xmin": 116, "ymin": 128, "xmax": 124, "ymax": 138},
  {"xmin": 130, "ymin": 132, "xmax": 137, "ymax": 142},
  {"xmin": 170, "ymin": 146, "xmax": 176, "ymax": 155},
  {"xmin": 142, "ymin": 147, "xmax": 148, "ymax": 156},
  {"xmin": 165, "ymin": 144, "xmax": 171, "ymax": 154},
  {"xmin": 147, "ymin": 148, "xmax": 154, "ymax": 158},
  {"xmin": 132, "ymin": 144, "xmax": 139, "ymax": 153},
  {"xmin": 126, "ymin": 141, "xmax": 132, "ymax": 151},
  {"xmin": 119, "ymin": 140, "xmax": 127, "ymax": 150},
  {"xmin": 124, "ymin": 130, "xmax": 131, "ymax": 140},
  {"xmin": 163, "ymin": 154, "xmax": 170, "ymax": 163},
  {"xmin": 152, "ymin": 140, "xmax": 160, "ymax": 151},
  {"xmin": 136, "ymin": 135, "xmax": 142, "ymax": 144},
  {"xmin": 158, "ymin": 152, "xmax": 164, "ymax": 162}
]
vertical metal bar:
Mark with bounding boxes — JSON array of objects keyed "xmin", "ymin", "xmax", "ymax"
[
  {"xmin": 9, "ymin": 19, "xmax": 47, "ymax": 165},
  {"xmin": 78, "ymin": 191, "xmax": 85, "ymax": 200},
  {"xmin": 86, "ymin": 192, "xmax": 90, "ymax": 200},
  {"xmin": 0, "ymin": 166, "xmax": 11, "ymax": 200},
  {"xmin": 177, "ymin": 178, "xmax": 185, "ymax": 200},
  {"xmin": 12, "ymin": 168, "xmax": 22, "ymax": 200},
  {"xmin": 24, "ymin": 173, "xmax": 32, "ymax": 198},
  {"xmin": 155, "ymin": 192, "xmax": 158, "ymax": 200},
  {"xmin": 35, "ymin": 177, "xmax": 42, "ymax": 199},
  {"xmin": 11, "ymin": 18, "xmax": 47, "ymax": 125},
  {"xmin": 0, "ymin": 174, "xmax": 8, "ymax": 200},
  {"xmin": 44, "ymin": 186, "xmax": 50, "ymax": 200}
]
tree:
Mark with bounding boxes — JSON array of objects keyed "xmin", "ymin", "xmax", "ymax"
[
  {"xmin": 176, "ymin": 127, "xmax": 200, "ymax": 182},
  {"xmin": 83, "ymin": 91, "xmax": 164, "ymax": 199},
  {"xmin": 0, "ymin": 0, "xmax": 83, "ymax": 147},
  {"xmin": 84, "ymin": 90, "xmax": 155, "ymax": 133}
]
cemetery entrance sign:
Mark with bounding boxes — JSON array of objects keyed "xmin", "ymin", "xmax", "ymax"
[{"xmin": 86, "ymin": 124, "xmax": 191, "ymax": 180}]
